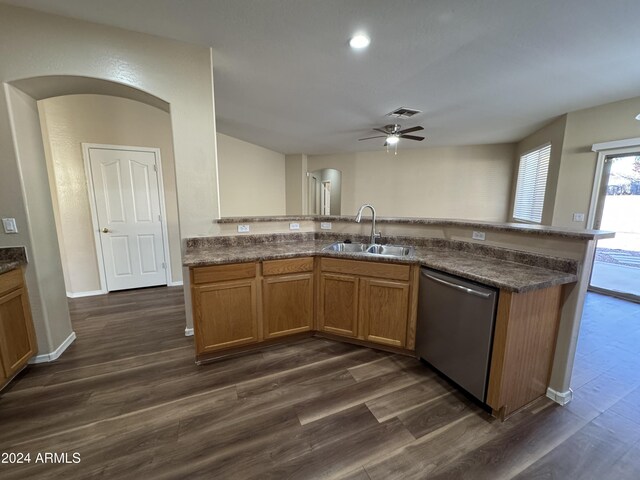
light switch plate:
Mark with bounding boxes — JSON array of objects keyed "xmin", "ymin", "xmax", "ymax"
[
  {"xmin": 572, "ymin": 213, "xmax": 585, "ymax": 222},
  {"xmin": 472, "ymin": 231, "xmax": 485, "ymax": 241},
  {"xmin": 237, "ymin": 224, "xmax": 250, "ymax": 233},
  {"xmin": 289, "ymin": 223, "xmax": 300, "ymax": 230},
  {"xmin": 320, "ymin": 222, "xmax": 332, "ymax": 230},
  {"xmin": 2, "ymin": 218, "xmax": 18, "ymax": 234}
]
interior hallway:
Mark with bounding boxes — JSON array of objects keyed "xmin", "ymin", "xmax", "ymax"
[{"xmin": 0, "ymin": 287, "xmax": 638, "ymax": 479}]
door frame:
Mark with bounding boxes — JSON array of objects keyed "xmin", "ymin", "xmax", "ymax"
[
  {"xmin": 82, "ymin": 143, "xmax": 173, "ymax": 294},
  {"xmin": 588, "ymin": 138, "xmax": 640, "ymax": 228}
]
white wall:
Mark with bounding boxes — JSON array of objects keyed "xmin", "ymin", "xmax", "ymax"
[
  {"xmin": 217, "ymin": 133, "xmax": 286, "ymax": 217},
  {"xmin": 38, "ymin": 94, "xmax": 182, "ymax": 295},
  {"xmin": 308, "ymin": 144, "xmax": 516, "ymax": 220},
  {"xmin": 0, "ymin": 4, "xmax": 218, "ymax": 356}
]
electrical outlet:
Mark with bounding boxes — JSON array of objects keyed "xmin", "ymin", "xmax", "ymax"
[
  {"xmin": 320, "ymin": 222, "xmax": 332, "ymax": 230},
  {"xmin": 289, "ymin": 223, "xmax": 300, "ymax": 230},
  {"xmin": 2, "ymin": 218, "xmax": 18, "ymax": 234},
  {"xmin": 472, "ymin": 231, "xmax": 486, "ymax": 241},
  {"xmin": 237, "ymin": 224, "xmax": 250, "ymax": 233},
  {"xmin": 572, "ymin": 213, "xmax": 585, "ymax": 222}
]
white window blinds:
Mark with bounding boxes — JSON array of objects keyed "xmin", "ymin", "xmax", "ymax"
[{"xmin": 513, "ymin": 144, "xmax": 551, "ymax": 223}]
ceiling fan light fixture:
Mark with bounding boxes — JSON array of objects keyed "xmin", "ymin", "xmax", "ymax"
[
  {"xmin": 635, "ymin": 113, "xmax": 640, "ymax": 121},
  {"xmin": 386, "ymin": 135, "xmax": 399, "ymax": 145},
  {"xmin": 349, "ymin": 33, "xmax": 370, "ymax": 49}
]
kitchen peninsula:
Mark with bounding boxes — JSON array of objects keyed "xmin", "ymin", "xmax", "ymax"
[{"xmin": 183, "ymin": 215, "xmax": 613, "ymax": 418}]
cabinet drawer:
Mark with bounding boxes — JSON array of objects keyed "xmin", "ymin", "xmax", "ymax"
[
  {"xmin": 320, "ymin": 258, "xmax": 410, "ymax": 281},
  {"xmin": 191, "ymin": 262, "xmax": 257, "ymax": 285},
  {"xmin": 0, "ymin": 268, "xmax": 23, "ymax": 296},
  {"xmin": 263, "ymin": 257, "xmax": 314, "ymax": 276}
]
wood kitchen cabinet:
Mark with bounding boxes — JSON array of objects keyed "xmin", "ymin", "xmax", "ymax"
[
  {"xmin": 192, "ymin": 256, "xmax": 418, "ymax": 360},
  {"xmin": 262, "ymin": 257, "xmax": 314, "ymax": 339},
  {"xmin": 191, "ymin": 263, "xmax": 260, "ymax": 356},
  {"xmin": 318, "ymin": 258, "xmax": 414, "ymax": 348},
  {"xmin": 486, "ymin": 285, "xmax": 563, "ymax": 418},
  {"xmin": 361, "ymin": 278, "xmax": 410, "ymax": 347},
  {"xmin": 0, "ymin": 268, "xmax": 37, "ymax": 390},
  {"xmin": 319, "ymin": 272, "xmax": 359, "ymax": 337}
]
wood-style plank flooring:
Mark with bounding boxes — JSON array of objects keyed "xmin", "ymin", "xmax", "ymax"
[{"xmin": 0, "ymin": 287, "xmax": 639, "ymax": 479}]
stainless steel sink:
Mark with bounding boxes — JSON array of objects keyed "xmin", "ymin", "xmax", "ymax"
[
  {"xmin": 322, "ymin": 242, "xmax": 414, "ymax": 257},
  {"xmin": 322, "ymin": 242, "xmax": 369, "ymax": 253},
  {"xmin": 366, "ymin": 244, "xmax": 414, "ymax": 257}
]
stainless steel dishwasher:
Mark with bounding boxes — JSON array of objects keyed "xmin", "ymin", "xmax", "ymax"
[{"xmin": 415, "ymin": 267, "xmax": 498, "ymax": 403}]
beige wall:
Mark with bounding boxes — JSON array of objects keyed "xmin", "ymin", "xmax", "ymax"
[
  {"xmin": 285, "ymin": 154, "xmax": 308, "ymax": 215},
  {"xmin": 512, "ymin": 95, "xmax": 640, "ymax": 229},
  {"xmin": 38, "ymin": 94, "xmax": 182, "ymax": 295},
  {"xmin": 4, "ymin": 85, "xmax": 72, "ymax": 353},
  {"xmin": 217, "ymin": 133, "xmax": 286, "ymax": 216},
  {"xmin": 512, "ymin": 115, "xmax": 567, "ymax": 225},
  {"xmin": 554, "ymin": 96, "xmax": 640, "ymax": 228},
  {"xmin": 308, "ymin": 144, "xmax": 516, "ymax": 220},
  {"xmin": 0, "ymin": 4, "xmax": 218, "ymax": 355}
]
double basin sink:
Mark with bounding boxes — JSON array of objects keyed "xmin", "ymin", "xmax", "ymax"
[{"xmin": 323, "ymin": 242, "xmax": 415, "ymax": 258}]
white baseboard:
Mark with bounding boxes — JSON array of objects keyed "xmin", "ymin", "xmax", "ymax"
[
  {"xmin": 546, "ymin": 387, "xmax": 573, "ymax": 405},
  {"xmin": 66, "ymin": 290, "xmax": 106, "ymax": 298},
  {"xmin": 29, "ymin": 331, "xmax": 77, "ymax": 364},
  {"xmin": 184, "ymin": 327, "xmax": 194, "ymax": 337},
  {"xmin": 169, "ymin": 280, "xmax": 184, "ymax": 287}
]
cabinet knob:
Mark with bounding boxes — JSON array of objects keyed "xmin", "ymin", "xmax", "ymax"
[{"xmin": 102, "ymin": 228, "xmax": 110, "ymax": 233}]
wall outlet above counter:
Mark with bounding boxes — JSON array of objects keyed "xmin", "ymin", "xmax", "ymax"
[{"xmin": 472, "ymin": 231, "xmax": 486, "ymax": 241}]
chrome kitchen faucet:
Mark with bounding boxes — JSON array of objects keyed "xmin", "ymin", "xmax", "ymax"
[{"xmin": 355, "ymin": 204, "xmax": 381, "ymax": 245}]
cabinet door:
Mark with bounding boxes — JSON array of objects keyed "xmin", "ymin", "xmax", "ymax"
[
  {"xmin": 193, "ymin": 278, "xmax": 259, "ymax": 354},
  {"xmin": 318, "ymin": 273, "xmax": 359, "ymax": 338},
  {"xmin": 361, "ymin": 278, "xmax": 409, "ymax": 348},
  {"xmin": 0, "ymin": 288, "xmax": 36, "ymax": 378},
  {"xmin": 263, "ymin": 273, "xmax": 313, "ymax": 339}
]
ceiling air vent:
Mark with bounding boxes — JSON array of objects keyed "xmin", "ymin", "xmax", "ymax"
[{"xmin": 386, "ymin": 107, "xmax": 422, "ymax": 119}]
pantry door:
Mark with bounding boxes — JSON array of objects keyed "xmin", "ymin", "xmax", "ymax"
[{"xmin": 87, "ymin": 146, "xmax": 168, "ymax": 291}]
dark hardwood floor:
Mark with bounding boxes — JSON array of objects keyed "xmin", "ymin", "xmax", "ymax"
[{"xmin": 0, "ymin": 287, "xmax": 639, "ymax": 479}]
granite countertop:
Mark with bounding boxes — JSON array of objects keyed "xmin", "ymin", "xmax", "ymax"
[
  {"xmin": 183, "ymin": 238, "xmax": 577, "ymax": 293},
  {"xmin": 0, "ymin": 247, "xmax": 27, "ymax": 275},
  {"xmin": 0, "ymin": 260, "xmax": 22, "ymax": 275}
]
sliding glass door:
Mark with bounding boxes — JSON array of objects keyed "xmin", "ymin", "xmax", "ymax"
[{"xmin": 589, "ymin": 154, "xmax": 640, "ymax": 301}]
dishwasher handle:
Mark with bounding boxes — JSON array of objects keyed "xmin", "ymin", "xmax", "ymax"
[{"xmin": 421, "ymin": 271, "xmax": 492, "ymax": 299}]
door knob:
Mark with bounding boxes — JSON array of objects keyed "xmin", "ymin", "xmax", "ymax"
[{"xmin": 102, "ymin": 228, "xmax": 110, "ymax": 233}]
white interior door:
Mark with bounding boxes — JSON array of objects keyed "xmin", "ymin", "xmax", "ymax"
[{"xmin": 88, "ymin": 147, "xmax": 167, "ymax": 291}]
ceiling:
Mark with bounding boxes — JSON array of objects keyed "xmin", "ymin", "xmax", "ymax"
[{"xmin": 4, "ymin": 0, "xmax": 640, "ymax": 154}]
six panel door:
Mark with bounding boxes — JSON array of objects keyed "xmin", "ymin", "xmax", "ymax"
[{"xmin": 89, "ymin": 147, "xmax": 167, "ymax": 291}]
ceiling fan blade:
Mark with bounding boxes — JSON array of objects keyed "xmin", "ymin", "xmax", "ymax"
[
  {"xmin": 373, "ymin": 128, "xmax": 390, "ymax": 134},
  {"xmin": 398, "ymin": 126, "xmax": 424, "ymax": 135},
  {"xmin": 400, "ymin": 134, "xmax": 425, "ymax": 141},
  {"xmin": 358, "ymin": 135, "xmax": 387, "ymax": 141}
]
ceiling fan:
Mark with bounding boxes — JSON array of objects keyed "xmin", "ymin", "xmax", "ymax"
[{"xmin": 358, "ymin": 124, "xmax": 425, "ymax": 147}]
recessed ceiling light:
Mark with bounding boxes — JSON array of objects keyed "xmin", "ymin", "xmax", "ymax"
[{"xmin": 349, "ymin": 33, "xmax": 370, "ymax": 49}]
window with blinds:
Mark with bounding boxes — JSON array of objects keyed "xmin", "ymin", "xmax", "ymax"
[{"xmin": 513, "ymin": 143, "xmax": 551, "ymax": 223}]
